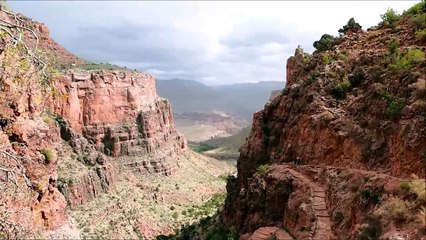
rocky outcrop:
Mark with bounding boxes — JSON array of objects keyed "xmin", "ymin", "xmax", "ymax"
[
  {"xmin": 224, "ymin": 8, "xmax": 425, "ymax": 240},
  {"xmin": 58, "ymin": 165, "xmax": 114, "ymax": 208},
  {"xmin": 47, "ymin": 65, "xmax": 187, "ymax": 209},
  {"xmin": 0, "ymin": 8, "xmax": 187, "ymax": 238},
  {"xmin": 51, "ymin": 70, "xmax": 186, "ymax": 158},
  {"xmin": 225, "ymin": 164, "xmax": 425, "ymax": 240}
]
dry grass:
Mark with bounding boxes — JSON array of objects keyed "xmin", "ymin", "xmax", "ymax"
[
  {"xmin": 416, "ymin": 207, "xmax": 426, "ymax": 226},
  {"xmin": 66, "ymin": 151, "xmax": 235, "ymax": 239},
  {"xmin": 411, "ymin": 78, "xmax": 426, "ymax": 99},
  {"xmin": 385, "ymin": 197, "xmax": 408, "ymax": 222},
  {"xmin": 409, "ymin": 178, "xmax": 426, "ymax": 201}
]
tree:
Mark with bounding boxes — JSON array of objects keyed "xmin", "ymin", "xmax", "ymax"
[
  {"xmin": 313, "ymin": 34, "xmax": 336, "ymax": 52},
  {"xmin": 381, "ymin": 8, "xmax": 401, "ymax": 29},
  {"xmin": 338, "ymin": 18, "xmax": 362, "ymax": 35}
]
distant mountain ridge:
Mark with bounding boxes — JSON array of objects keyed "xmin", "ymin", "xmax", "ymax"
[{"xmin": 156, "ymin": 79, "xmax": 283, "ymax": 120}]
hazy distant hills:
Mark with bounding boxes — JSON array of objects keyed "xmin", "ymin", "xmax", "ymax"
[{"xmin": 156, "ymin": 79, "xmax": 284, "ymax": 120}]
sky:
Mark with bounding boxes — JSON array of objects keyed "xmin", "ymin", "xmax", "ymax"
[{"xmin": 9, "ymin": 1, "xmax": 417, "ymax": 85}]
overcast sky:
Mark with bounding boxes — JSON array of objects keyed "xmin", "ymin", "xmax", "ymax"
[{"xmin": 9, "ymin": 1, "xmax": 416, "ymax": 85}]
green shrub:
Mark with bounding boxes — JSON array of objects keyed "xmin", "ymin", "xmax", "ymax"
[
  {"xmin": 416, "ymin": 29, "xmax": 426, "ymax": 42},
  {"xmin": 404, "ymin": 0, "xmax": 426, "ymax": 15},
  {"xmin": 360, "ymin": 188, "xmax": 382, "ymax": 205},
  {"xmin": 400, "ymin": 182, "xmax": 411, "ymax": 191},
  {"xmin": 303, "ymin": 54, "xmax": 312, "ymax": 63},
  {"xmin": 338, "ymin": 17, "xmax": 362, "ymax": 35},
  {"xmin": 313, "ymin": 34, "xmax": 336, "ymax": 52},
  {"xmin": 390, "ymin": 55, "xmax": 411, "ymax": 72},
  {"xmin": 332, "ymin": 80, "xmax": 351, "ymax": 99},
  {"xmin": 358, "ymin": 216, "xmax": 382, "ymax": 240},
  {"xmin": 307, "ymin": 71, "xmax": 320, "ymax": 85},
  {"xmin": 411, "ymin": 14, "xmax": 426, "ymax": 29},
  {"xmin": 41, "ymin": 148, "xmax": 54, "ymax": 164},
  {"xmin": 256, "ymin": 164, "xmax": 269, "ymax": 174},
  {"xmin": 322, "ymin": 53, "xmax": 334, "ymax": 65},
  {"xmin": 172, "ymin": 212, "xmax": 179, "ymax": 219},
  {"xmin": 380, "ymin": 89, "xmax": 405, "ymax": 119},
  {"xmin": 387, "ymin": 38, "xmax": 400, "ymax": 55},
  {"xmin": 390, "ymin": 48, "xmax": 425, "ymax": 72},
  {"xmin": 188, "ymin": 142, "xmax": 215, "ymax": 153},
  {"xmin": 388, "ymin": 97, "xmax": 406, "ymax": 119},
  {"xmin": 381, "ymin": 8, "xmax": 401, "ymax": 30},
  {"xmin": 407, "ymin": 48, "xmax": 426, "ymax": 63}
]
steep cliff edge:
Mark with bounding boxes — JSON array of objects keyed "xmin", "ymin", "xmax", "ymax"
[
  {"xmin": 223, "ymin": 5, "xmax": 425, "ymax": 240},
  {"xmin": 0, "ymin": 8, "xmax": 202, "ymax": 239}
]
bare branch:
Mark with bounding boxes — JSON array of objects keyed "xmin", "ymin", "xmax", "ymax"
[
  {"xmin": 0, "ymin": 150, "xmax": 32, "ymax": 188},
  {"xmin": 0, "ymin": 9, "xmax": 48, "ymax": 84}
]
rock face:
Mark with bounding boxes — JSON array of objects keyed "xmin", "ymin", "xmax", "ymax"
[
  {"xmin": 51, "ymin": 70, "xmax": 186, "ymax": 158},
  {"xmin": 0, "ymin": 9, "xmax": 187, "ymax": 238},
  {"xmin": 223, "ymin": 10, "xmax": 425, "ymax": 240}
]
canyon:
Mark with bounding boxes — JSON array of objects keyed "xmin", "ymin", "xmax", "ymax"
[
  {"xmin": 220, "ymin": 6, "xmax": 426, "ymax": 240},
  {"xmin": 1, "ymin": 2, "xmax": 426, "ymax": 240},
  {"xmin": 0, "ymin": 8, "xmax": 233, "ymax": 239}
]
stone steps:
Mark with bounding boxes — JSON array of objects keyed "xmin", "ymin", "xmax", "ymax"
[{"xmin": 286, "ymin": 167, "xmax": 336, "ymax": 240}]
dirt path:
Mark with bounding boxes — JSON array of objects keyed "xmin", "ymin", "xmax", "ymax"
[
  {"xmin": 249, "ymin": 226, "xmax": 293, "ymax": 240},
  {"xmin": 285, "ymin": 167, "xmax": 336, "ymax": 240}
]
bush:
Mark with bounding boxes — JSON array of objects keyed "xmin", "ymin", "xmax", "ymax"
[
  {"xmin": 390, "ymin": 48, "xmax": 425, "ymax": 72},
  {"xmin": 338, "ymin": 17, "xmax": 362, "ymax": 35},
  {"xmin": 188, "ymin": 142, "xmax": 215, "ymax": 153},
  {"xmin": 313, "ymin": 34, "xmax": 336, "ymax": 52},
  {"xmin": 416, "ymin": 29, "xmax": 426, "ymax": 42},
  {"xmin": 390, "ymin": 55, "xmax": 411, "ymax": 72},
  {"xmin": 387, "ymin": 97, "xmax": 406, "ymax": 119},
  {"xmin": 308, "ymin": 71, "xmax": 320, "ymax": 84},
  {"xmin": 41, "ymin": 148, "xmax": 54, "ymax": 164},
  {"xmin": 386, "ymin": 197, "xmax": 408, "ymax": 222},
  {"xmin": 400, "ymin": 182, "xmax": 411, "ymax": 191},
  {"xmin": 357, "ymin": 216, "xmax": 382, "ymax": 240},
  {"xmin": 331, "ymin": 80, "xmax": 351, "ymax": 99},
  {"xmin": 381, "ymin": 8, "xmax": 401, "ymax": 30},
  {"xmin": 322, "ymin": 53, "xmax": 334, "ymax": 65},
  {"xmin": 407, "ymin": 48, "xmax": 426, "ymax": 63},
  {"xmin": 404, "ymin": 0, "xmax": 426, "ymax": 15},
  {"xmin": 387, "ymin": 38, "xmax": 400, "ymax": 55},
  {"xmin": 256, "ymin": 164, "xmax": 269, "ymax": 174},
  {"xmin": 411, "ymin": 14, "xmax": 426, "ymax": 29},
  {"xmin": 360, "ymin": 188, "xmax": 382, "ymax": 205},
  {"xmin": 409, "ymin": 178, "xmax": 425, "ymax": 201}
]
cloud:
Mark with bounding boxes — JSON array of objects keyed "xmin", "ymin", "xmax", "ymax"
[
  {"xmin": 220, "ymin": 20, "xmax": 291, "ymax": 47},
  {"xmin": 8, "ymin": 1, "xmax": 416, "ymax": 85}
]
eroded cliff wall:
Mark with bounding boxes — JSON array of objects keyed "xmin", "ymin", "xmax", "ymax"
[
  {"xmin": 0, "ymin": 8, "xmax": 186, "ymax": 238},
  {"xmin": 223, "ymin": 9, "xmax": 426, "ymax": 240}
]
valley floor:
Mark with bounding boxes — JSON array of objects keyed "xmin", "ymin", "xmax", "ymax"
[{"xmin": 60, "ymin": 151, "xmax": 235, "ymax": 239}]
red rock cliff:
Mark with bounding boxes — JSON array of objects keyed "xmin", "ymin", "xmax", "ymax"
[
  {"xmin": 223, "ymin": 9, "xmax": 426, "ymax": 240},
  {"xmin": 51, "ymin": 70, "xmax": 186, "ymax": 157},
  {"xmin": 0, "ymin": 8, "xmax": 186, "ymax": 238}
]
